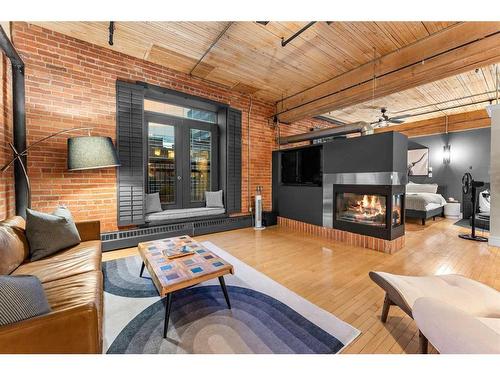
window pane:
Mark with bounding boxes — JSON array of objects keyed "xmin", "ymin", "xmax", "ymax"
[
  {"xmin": 190, "ymin": 129, "xmax": 211, "ymax": 202},
  {"xmin": 144, "ymin": 99, "xmax": 216, "ymax": 123},
  {"xmin": 148, "ymin": 123, "xmax": 175, "ymax": 204}
]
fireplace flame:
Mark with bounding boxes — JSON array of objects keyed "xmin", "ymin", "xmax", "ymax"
[{"xmin": 356, "ymin": 195, "xmax": 384, "ymax": 217}]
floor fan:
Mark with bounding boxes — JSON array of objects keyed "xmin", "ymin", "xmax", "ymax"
[{"xmin": 458, "ymin": 172, "xmax": 488, "ymax": 242}]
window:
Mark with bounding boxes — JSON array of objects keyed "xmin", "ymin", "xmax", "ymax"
[
  {"xmin": 144, "ymin": 99, "xmax": 217, "ymax": 123},
  {"xmin": 190, "ymin": 129, "xmax": 212, "ymax": 202},
  {"xmin": 145, "ymin": 109, "xmax": 218, "ymax": 209},
  {"xmin": 148, "ymin": 123, "xmax": 176, "ymax": 204}
]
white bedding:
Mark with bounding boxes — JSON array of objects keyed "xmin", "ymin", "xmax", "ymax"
[{"xmin": 406, "ymin": 193, "xmax": 447, "ymax": 211}]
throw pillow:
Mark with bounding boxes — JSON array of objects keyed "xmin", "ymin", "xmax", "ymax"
[
  {"xmin": 25, "ymin": 207, "xmax": 81, "ymax": 261},
  {"xmin": 0, "ymin": 275, "xmax": 51, "ymax": 326},
  {"xmin": 146, "ymin": 192, "xmax": 163, "ymax": 214},
  {"xmin": 205, "ymin": 190, "xmax": 224, "ymax": 208}
]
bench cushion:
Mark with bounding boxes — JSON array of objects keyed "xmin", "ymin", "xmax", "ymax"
[{"xmin": 145, "ymin": 207, "xmax": 225, "ymax": 222}]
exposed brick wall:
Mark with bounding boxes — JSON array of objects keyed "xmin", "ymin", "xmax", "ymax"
[
  {"xmin": 10, "ymin": 22, "xmax": 327, "ymax": 231},
  {"xmin": 0, "ymin": 52, "xmax": 15, "ymax": 220}
]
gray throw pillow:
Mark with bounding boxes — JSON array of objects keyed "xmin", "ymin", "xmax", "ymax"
[
  {"xmin": 0, "ymin": 275, "xmax": 51, "ymax": 326},
  {"xmin": 205, "ymin": 190, "xmax": 224, "ymax": 208},
  {"xmin": 26, "ymin": 207, "xmax": 81, "ymax": 261},
  {"xmin": 146, "ymin": 192, "xmax": 163, "ymax": 214}
]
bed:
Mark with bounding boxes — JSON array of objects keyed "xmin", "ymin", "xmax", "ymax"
[{"xmin": 405, "ymin": 182, "xmax": 447, "ymax": 225}]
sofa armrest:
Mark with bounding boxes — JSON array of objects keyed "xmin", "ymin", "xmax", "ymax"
[
  {"xmin": 76, "ymin": 220, "xmax": 101, "ymax": 241},
  {"xmin": 0, "ymin": 303, "xmax": 101, "ymax": 354}
]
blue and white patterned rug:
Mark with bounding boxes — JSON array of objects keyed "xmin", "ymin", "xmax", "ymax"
[{"xmin": 102, "ymin": 241, "xmax": 360, "ymax": 354}]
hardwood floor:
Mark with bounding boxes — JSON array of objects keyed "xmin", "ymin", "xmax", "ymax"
[{"xmin": 102, "ymin": 217, "xmax": 499, "ymax": 354}]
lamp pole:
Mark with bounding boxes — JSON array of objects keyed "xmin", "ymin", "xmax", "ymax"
[{"xmin": 1, "ymin": 127, "xmax": 93, "ymax": 211}]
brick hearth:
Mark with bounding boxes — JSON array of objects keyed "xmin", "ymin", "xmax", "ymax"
[{"xmin": 278, "ymin": 216, "xmax": 405, "ymax": 254}]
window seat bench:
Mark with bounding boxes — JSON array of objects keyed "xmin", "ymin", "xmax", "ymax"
[{"xmin": 144, "ymin": 207, "xmax": 226, "ymax": 225}]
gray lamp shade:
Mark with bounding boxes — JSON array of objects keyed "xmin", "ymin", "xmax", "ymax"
[{"xmin": 67, "ymin": 136, "xmax": 120, "ymax": 171}]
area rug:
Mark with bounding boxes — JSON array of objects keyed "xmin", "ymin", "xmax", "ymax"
[
  {"xmin": 102, "ymin": 241, "xmax": 360, "ymax": 354},
  {"xmin": 454, "ymin": 218, "xmax": 489, "ymax": 232}
]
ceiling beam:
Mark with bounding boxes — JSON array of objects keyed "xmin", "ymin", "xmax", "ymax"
[
  {"xmin": 275, "ymin": 22, "xmax": 500, "ymax": 123},
  {"xmin": 375, "ymin": 109, "xmax": 491, "ymax": 138}
]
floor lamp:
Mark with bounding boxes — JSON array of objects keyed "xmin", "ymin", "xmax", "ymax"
[{"xmin": 1, "ymin": 127, "xmax": 120, "ymax": 210}]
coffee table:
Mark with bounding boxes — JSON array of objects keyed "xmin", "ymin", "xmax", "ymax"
[{"xmin": 137, "ymin": 235, "xmax": 234, "ymax": 338}]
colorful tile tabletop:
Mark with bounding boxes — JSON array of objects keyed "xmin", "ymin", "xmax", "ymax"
[{"xmin": 138, "ymin": 235, "xmax": 234, "ymax": 295}]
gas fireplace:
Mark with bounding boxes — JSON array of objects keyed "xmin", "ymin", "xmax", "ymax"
[
  {"xmin": 336, "ymin": 193, "xmax": 387, "ymax": 227},
  {"xmin": 323, "ymin": 172, "xmax": 406, "ymax": 240}
]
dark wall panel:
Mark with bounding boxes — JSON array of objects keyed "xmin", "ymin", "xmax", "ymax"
[
  {"xmin": 323, "ymin": 132, "xmax": 407, "ymax": 174},
  {"xmin": 277, "ymin": 186, "xmax": 323, "ymax": 226},
  {"xmin": 409, "ymin": 128, "xmax": 491, "ymax": 204}
]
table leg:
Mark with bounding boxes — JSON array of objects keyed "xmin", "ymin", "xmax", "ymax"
[
  {"xmin": 163, "ymin": 293, "xmax": 173, "ymax": 338},
  {"xmin": 139, "ymin": 261, "xmax": 145, "ymax": 278},
  {"xmin": 218, "ymin": 276, "xmax": 231, "ymax": 309}
]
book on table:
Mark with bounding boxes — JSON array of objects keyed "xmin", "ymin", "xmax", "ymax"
[{"xmin": 162, "ymin": 236, "xmax": 198, "ymax": 259}]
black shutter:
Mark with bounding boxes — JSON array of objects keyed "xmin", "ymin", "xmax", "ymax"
[
  {"xmin": 116, "ymin": 81, "xmax": 145, "ymax": 226},
  {"xmin": 226, "ymin": 108, "xmax": 242, "ymax": 213}
]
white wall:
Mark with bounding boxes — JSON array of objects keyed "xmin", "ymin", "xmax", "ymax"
[{"xmin": 487, "ymin": 104, "xmax": 500, "ymax": 247}]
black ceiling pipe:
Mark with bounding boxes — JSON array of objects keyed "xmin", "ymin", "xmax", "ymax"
[
  {"xmin": 0, "ymin": 25, "xmax": 28, "ymax": 217},
  {"xmin": 108, "ymin": 22, "xmax": 115, "ymax": 46},
  {"xmin": 281, "ymin": 22, "xmax": 316, "ymax": 47}
]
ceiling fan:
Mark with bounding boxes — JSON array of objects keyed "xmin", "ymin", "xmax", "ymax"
[{"xmin": 372, "ymin": 107, "xmax": 410, "ymax": 128}]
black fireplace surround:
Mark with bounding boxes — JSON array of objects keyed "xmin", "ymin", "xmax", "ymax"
[{"xmin": 272, "ymin": 132, "xmax": 409, "ymax": 241}]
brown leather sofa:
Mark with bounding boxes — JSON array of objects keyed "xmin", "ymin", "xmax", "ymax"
[{"xmin": 0, "ymin": 216, "xmax": 103, "ymax": 354}]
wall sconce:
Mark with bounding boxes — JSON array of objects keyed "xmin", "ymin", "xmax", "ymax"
[{"xmin": 443, "ymin": 144, "xmax": 451, "ymax": 164}]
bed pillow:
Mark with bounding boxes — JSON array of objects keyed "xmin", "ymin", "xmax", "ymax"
[
  {"xmin": 146, "ymin": 192, "xmax": 163, "ymax": 214},
  {"xmin": 406, "ymin": 182, "xmax": 438, "ymax": 194},
  {"xmin": 479, "ymin": 190, "xmax": 490, "ymax": 213},
  {"xmin": 25, "ymin": 207, "xmax": 81, "ymax": 261},
  {"xmin": 0, "ymin": 275, "xmax": 51, "ymax": 326},
  {"xmin": 205, "ymin": 190, "xmax": 224, "ymax": 208}
]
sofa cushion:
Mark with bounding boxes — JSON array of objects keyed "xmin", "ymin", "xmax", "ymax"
[
  {"xmin": 42, "ymin": 270, "xmax": 103, "ymax": 344},
  {"xmin": 42, "ymin": 270, "xmax": 102, "ymax": 314},
  {"xmin": 12, "ymin": 241, "xmax": 101, "ymax": 283},
  {"xmin": 0, "ymin": 218, "xmax": 29, "ymax": 275},
  {"xmin": 26, "ymin": 208, "xmax": 81, "ymax": 261},
  {"xmin": 0, "ymin": 275, "xmax": 51, "ymax": 326}
]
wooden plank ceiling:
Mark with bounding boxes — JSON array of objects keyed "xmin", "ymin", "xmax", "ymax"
[
  {"xmin": 29, "ymin": 21, "xmax": 457, "ymax": 104},
  {"xmin": 28, "ymin": 21, "xmax": 499, "ymax": 126},
  {"xmin": 324, "ymin": 64, "xmax": 499, "ymax": 125}
]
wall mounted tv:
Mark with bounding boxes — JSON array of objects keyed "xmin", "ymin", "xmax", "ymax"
[{"xmin": 281, "ymin": 146, "xmax": 322, "ymax": 186}]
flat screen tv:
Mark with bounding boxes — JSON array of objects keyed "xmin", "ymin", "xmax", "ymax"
[{"xmin": 281, "ymin": 146, "xmax": 322, "ymax": 186}]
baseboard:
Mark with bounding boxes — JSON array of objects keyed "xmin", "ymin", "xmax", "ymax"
[
  {"xmin": 488, "ymin": 235, "xmax": 500, "ymax": 247},
  {"xmin": 101, "ymin": 215, "xmax": 252, "ymax": 251}
]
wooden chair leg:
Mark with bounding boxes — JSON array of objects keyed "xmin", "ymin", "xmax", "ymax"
[
  {"xmin": 418, "ymin": 330, "xmax": 428, "ymax": 354},
  {"xmin": 421, "ymin": 218, "xmax": 426, "ymax": 225},
  {"xmin": 381, "ymin": 294, "xmax": 392, "ymax": 323}
]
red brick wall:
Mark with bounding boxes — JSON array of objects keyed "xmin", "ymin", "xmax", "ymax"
[
  {"xmin": 10, "ymin": 22, "xmax": 328, "ymax": 231},
  {"xmin": 0, "ymin": 52, "xmax": 15, "ymax": 220}
]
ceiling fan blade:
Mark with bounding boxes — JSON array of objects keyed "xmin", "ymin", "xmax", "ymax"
[
  {"xmin": 388, "ymin": 118, "xmax": 405, "ymax": 124},
  {"xmin": 390, "ymin": 114, "xmax": 412, "ymax": 120}
]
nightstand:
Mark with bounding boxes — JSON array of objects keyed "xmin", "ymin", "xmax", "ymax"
[{"xmin": 444, "ymin": 201, "xmax": 461, "ymax": 219}]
